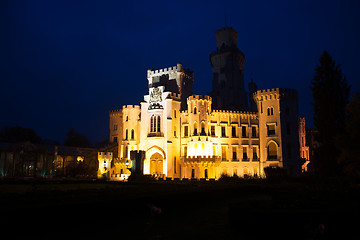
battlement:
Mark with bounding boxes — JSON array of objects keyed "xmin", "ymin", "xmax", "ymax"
[
  {"xmin": 109, "ymin": 109, "xmax": 122, "ymax": 117},
  {"xmin": 169, "ymin": 92, "xmax": 180, "ymax": 99},
  {"xmin": 212, "ymin": 109, "xmax": 257, "ymax": 115},
  {"xmin": 254, "ymin": 88, "xmax": 297, "ymax": 101},
  {"xmin": 122, "ymin": 105, "xmax": 141, "ymax": 110},
  {"xmin": 110, "ymin": 109, "xmax": 121, "ymax": 113},
  {"xmin": 147, "ymin": 63, "xmax": 183, "ymax": 77},
  {"xmin": 98, "ymin": 152, "xmax": 113, "ymax": 161},
  {"xmin": 188, "ymin": 94, "xmax": 212, "ymax": 101},
  {"xmin": 98, "ymin": 152, "xmax": 112, "ymax": 156},
  {"xmin": 147, "ymin": 63, "xmax": 194, "ymax": 80}
]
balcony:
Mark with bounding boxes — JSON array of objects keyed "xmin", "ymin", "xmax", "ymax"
[
  {"xmin": 147, "ymin": 132, "xmax": 163, "ymax": 137},
  {"xmin": 181, "ymin": 156, "xmax": 221, "ymax": 167}
]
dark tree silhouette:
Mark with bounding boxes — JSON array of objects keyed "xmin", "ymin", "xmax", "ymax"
[
  {"xmin": 336, "ymin": 93, "xmax": 360, "ymax": 177},
  {"xmin": 64, "ymin": 128, "xmax": 92, "ymax": 148},
  {"xmin": 0, "ymin": 126, "xmax": 42, "ymax": 143},
  {"xmin": 310, "ymin": 51, "xmax": 350, "ymax": 176}
]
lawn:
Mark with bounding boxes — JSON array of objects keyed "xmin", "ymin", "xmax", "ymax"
[{"xmin": 0, "ymin": 179, "xmax": 358, "ymax": 239}]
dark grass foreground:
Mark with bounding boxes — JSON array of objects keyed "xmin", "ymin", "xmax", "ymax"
[{"xmin": 1, "ymin": 179, "xmax": 359, "ymax": 239}]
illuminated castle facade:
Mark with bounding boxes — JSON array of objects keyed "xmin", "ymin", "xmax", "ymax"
[{"xmin": 102, "ymin": 27, "xmax": 300, "ymax": 180}]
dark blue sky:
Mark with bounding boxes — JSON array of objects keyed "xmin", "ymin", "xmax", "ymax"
[{"xmin": 1, "ymin": 0, "xmax": 359, "ymax": 144}]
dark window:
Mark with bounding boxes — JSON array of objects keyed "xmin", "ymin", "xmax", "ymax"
[
  {"xmin": 232, "ymin": 147, "xmax": 237, "ymax": 160},
  {"xmin": 174, "ymin": 157, "xmax": 176, "ymax": 174},
  {"xmin": 221, "ymin": 126, "xmax": 226, "ymax": 137},
  {"xmin": 194, "ymin": 107, "xmax": 197, "ymax": 114},
  {"xmin": 204, "ymin": 169, "xmax": 208, "ymax": 179},
  {"xmin": 184, "ymin": 126, "xmax": 189, "ymax": 137},
  {"xmin": 201, "ymin": 122, "xmax": 206, "ymax": 135},
  {"xmin": 191, "ymin": 169, "xmax": 195, "ymax": 178},
  {"xmin": 232, "ymin": 126, "xmax": 236, "ymax": 137},
  {"xmin": 243, "ymin": 147, "xmax": 248, "ymax": 160},
  {"xmin": 194, "ymin": 122, "xmax": 198, "ymax": 135},
  {"xmin": 131, "ymin": 129, "xmax": 134, "ymax": 140},
  {"xmin": 113, "ymin": 136, "xmax": 118, "ymax": 143},
  {"xmin": 211, "ymin": 126, "xmax": 215, "ymax": 136},
  {"xmin": 125, "ymin": 129, "xmax": 128, "ymax": 140},
  {"xmin": 184, "ymin": 146, "xmax": 187, "ymax": 157},
  {"xmin": 156, "ymin": 116, "xmax": 161, "ymax": 132},
  {"xmin": 252, "ymin": 127, "xmax": 256, "ymax": 137},
  {"xmin": 242, "ymin": 126, "xmax": 247, "ymax": 137},
  {"xmin": 253, "ymin": 147, "xmax": 258, "ymax": 160}
]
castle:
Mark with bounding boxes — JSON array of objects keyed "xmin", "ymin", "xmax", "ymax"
[{"xmin": 99, "ymin": 27, "xmax": 300, "ymax": 180}]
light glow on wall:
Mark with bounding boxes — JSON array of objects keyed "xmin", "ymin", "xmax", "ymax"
[{"xmin": 187, "ymin": 141, "xmax": 214, "ymax": 158}]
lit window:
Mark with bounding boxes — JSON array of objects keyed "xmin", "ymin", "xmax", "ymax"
[
  {"xmin": 150, "ymin": 115, "xmax": 161, "ymax": 133},
  {"xmin": 221, "ymin": 146, "xmax": 227, "ymax": 160},
  {"xmin": 267, "ymin": 124, "xmax": 276, "ymax": 136},
  {"xmin": 268, "ymin": 142, "xmax": 277, "ymax": 160}
]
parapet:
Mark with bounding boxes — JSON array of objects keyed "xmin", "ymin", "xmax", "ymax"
[
  {"xmin": 253, "ymin": 88, "xmax": 298, "ymax": 101},
  {"xmin": 109, "ymin": 109, "xmax": 122, "ymax": 117},
  {"xmin": 147, "ymin": 63, "xmax": 194, "ymax": 80},
  {"xmin": 168, "ymin": 92, "xmax": 181, "ymax": 100},
  {"xmin": 187, "ymin": 94, "xmax": 212, "ymax": 102},
  {"xmin": 122, "ymin": 105, "xmax": 141, "ymax": 111},
  {"xmin": 98, "ymin": 152, "xmax": 113, "ymax": 160}
]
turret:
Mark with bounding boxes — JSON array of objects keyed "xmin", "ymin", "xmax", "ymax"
[{"xmin": 210, "ymin": 27, "xmax": 248, "ymax": 111}]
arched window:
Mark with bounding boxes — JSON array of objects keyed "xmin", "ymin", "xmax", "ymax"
[
  {"xmin": 201, "ymin": 122, "xmax": 205, "ymax": 135},
  {"xmin": 126, "ymin": 116, "xmax": 129, "ymax": 121},
  {"xmin": 194, "ymin": 107, "xmax": 197, "ymax": 114},
  {"xmin": 156, "ymin": 116, "xmax": 161, "ymax": 132},
  {"xmin": 201, "ymin": 142, "xmax": 205, "ymax": 151},
  {"xmin": 125, "ymin": 129, "xmax": 128, "ymax": 140},
  {"xmin": 131, "ymin": 129, "xmax": 134, "ymax": 140},
  {"xmin": 268, "ymin": 142, "xmax": 277, "ymax": 160},
  {"xmin": 267, "ymin": 107, "xmax": 274, "ymax": 116},
  {"xmin": 194, "ymin": 122, "xmax": 198, "ymax": 135},
  {"xmin": 150, "ymin": 116, "xmax": 155, "ymax": 132},
  {"xmin": 150, "ymin": 115, "xmax": 161, "ymax": 133}
]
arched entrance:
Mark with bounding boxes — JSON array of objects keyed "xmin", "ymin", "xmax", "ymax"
[{"xmin": 150, "ymin": 152, "xmax": 164, "ymax": 176}]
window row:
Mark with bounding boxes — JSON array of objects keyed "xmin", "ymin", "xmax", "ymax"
[
  {"xmin": 183, "ymin": 124, "xmax": 258, "ymax": 138},
  {"xmin": 124, "ymin": 129, "xmax": 135, "ymax": 140}
]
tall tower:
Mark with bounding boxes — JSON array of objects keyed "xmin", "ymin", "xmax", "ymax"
[{"xmin": 210, "ymin": 27, "xmax": 248, "ymax": 111}]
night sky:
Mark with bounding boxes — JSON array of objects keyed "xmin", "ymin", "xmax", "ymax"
[{"xmin": 1, "ymin": 0, "xmax": 359, "ymax": 144}]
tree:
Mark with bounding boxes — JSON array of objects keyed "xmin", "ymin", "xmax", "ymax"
[
  {"xmin": 0, "ymin": 126, "xmax": 42, "ymax": 143},
  {"xmin": 336, "ymin": 93, "xmax": 360, "ymax": 177},
  {"xmin": 310, "ymin": 51, "xmax": 350, "ymax": 176},
  {"xmin": 64, "ymin": 128, "xmax": 92, "ymax": 148}
]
